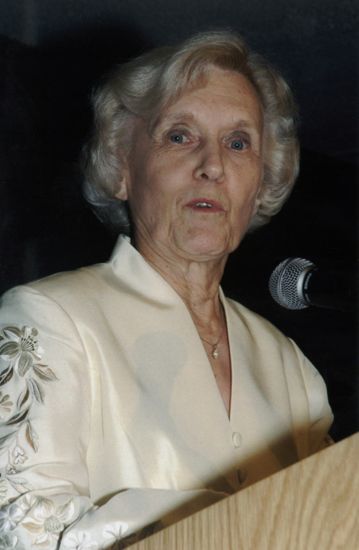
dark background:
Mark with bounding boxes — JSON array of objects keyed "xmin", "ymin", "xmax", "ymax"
[{"xmin": 0, "ymin": 0, "xmax": 357, "ymax": 440}]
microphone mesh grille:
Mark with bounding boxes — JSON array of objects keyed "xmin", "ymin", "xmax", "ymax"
[{"xmin": 269, "ymin": 258, "xmax": 314, "ymax": 310}]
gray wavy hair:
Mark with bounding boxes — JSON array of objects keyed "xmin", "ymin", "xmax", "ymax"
[{"xmin": 82, "ymin": 30, "xmax": 299, "ymax": 234}]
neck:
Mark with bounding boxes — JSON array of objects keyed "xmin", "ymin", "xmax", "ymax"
[{"xmin": 133, "ymin": 234, "xmax": 227, "ymax": 332}]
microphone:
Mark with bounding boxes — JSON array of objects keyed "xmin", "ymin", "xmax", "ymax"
[{"xmin": 269, "ymin": 258, "xmax": 356, "ymax": 312}]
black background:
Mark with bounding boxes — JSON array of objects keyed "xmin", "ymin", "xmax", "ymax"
[{"xmin": 0, "ymin": 0, "xmax": 357, "ymax": 440}]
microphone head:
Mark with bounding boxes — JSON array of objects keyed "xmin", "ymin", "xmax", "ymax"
[{"xmin": 269, "ymin": 257, "xmax": 315, "ymax": 310}]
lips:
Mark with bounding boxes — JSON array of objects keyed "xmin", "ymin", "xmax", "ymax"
[{"xmin": 185, "ymin": 198, "xmax": 225, "ymax": 212}]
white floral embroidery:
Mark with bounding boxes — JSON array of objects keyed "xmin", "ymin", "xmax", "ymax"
[
  {"xmin": 0, "ymin": 502, "xmax": 25, "ymax": 531},
  {"xmin": 20, "ymin": 496, "xmax": 76, "ymax": 546},
  {"xmin": 102, "ymin": 522, "xmax": 128, "ymax": 544},
  {"xmin": 0, "ymin": 533, "xmax": 25, "ymax": 550},
  {"xmin": 0, "ymin": 390, "xmax": 13, "ymax": 418},
  {"xmin": 0, "ymin": 326, "xmax": 43, "ymax": 376},
  {"xmin": 62, "ymin": 531, "xmax": 99, "ymax": 550},
  {"xmin": 0, "ymin": 325, "xmax": 57, "ymax": 503},
  {"xmin": 12, "ymin": 446, "xmax": 27, "ymax": 465},
  {"xmin": 1, "ymin": 467, "xmax": 32, "ymax": 503},
  {"xmin": 0, "ymin": 326, "xmax": 83, "ymax": 547}
]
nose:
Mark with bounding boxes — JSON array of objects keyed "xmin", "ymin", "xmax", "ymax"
[{"xmin": 194, "ymin": 140, "xmax": 225, "ymax": 183}]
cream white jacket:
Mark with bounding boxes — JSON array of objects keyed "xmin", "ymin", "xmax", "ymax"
[{"xmin": 0, "ymin": 236, "xmax": 333, "ymax": 548}]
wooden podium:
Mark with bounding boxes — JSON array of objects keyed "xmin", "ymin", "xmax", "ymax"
[{"xmin": 128, "ymin": 433, "xmax": 358, "ymax": 549}]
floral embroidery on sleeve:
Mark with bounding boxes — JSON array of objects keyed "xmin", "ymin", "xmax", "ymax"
[
  {"xmin": 0, "ymin": 325, "xmax": 133, "ymax": 549},
  {"xmin": 0, "ymin": 325, "xmax": 58, "ymax": 504},
  {"xmin": 20, "ymin": 495, "xmax": 75, "ymax": 546},
  {"xmin": 0, "ymin": 494, "xmax": 77, "ymax": 548}
]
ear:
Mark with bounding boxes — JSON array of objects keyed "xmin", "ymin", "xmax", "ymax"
[
  {"xmin": 114, "ymin": 174, "xmax": 129, "ymax": 201},
  {"xmin": 254, "ymin": 164, "xmax": 266, "ymax": 210},
  {"xmin": 114, "ymin": 155, "xmax": 130, "ymax": 201},
  {"xmin": 251, "ymin": 200, "xmax": 260, "ymax": 219},
  {"xmin": 254, "ymin": 195, "xmax": 261, "ymax": 211},
  {"xmin": 252, "ymin": 186, "xmax": 263, "ymax": 215}
]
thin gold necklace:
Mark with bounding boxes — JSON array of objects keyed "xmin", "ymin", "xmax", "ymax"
[{"xmin": 200, "ymin": 327, "xmax": 224, "ymax": 360}]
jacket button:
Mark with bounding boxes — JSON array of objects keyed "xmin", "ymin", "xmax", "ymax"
[{"xmin": 232, "ymin": 431, "xmax": 242, "ymax": 448}]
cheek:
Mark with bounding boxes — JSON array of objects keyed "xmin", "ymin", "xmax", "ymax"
[
  {"xmin": 247, "ymin": 160, "xmax": 264, "ymax": 199},
  {"xmin": 229, "ymin": 170, "xmax": 263, "ymax": 229},
  {"xmin": 128, "ymin": 172, "xmax": 175, "ymax": 229},
  {"xmin": 233, "ymin": 164, "xmax": 263, "ymax": 202}
]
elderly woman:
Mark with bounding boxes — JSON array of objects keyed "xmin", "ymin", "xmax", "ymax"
[{"xmin": 0, "ymin": 31, "xmax": 332, "ymax": 548}]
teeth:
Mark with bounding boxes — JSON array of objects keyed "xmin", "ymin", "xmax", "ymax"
[{"xmin": 196, "ymin": 202, "xmax": 212, "ymax": 208}]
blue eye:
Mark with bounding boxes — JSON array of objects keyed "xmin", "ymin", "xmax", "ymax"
[
  {"xmin": 169, "ymin": 131, "xmax": 189, "ymax": 144},
  {"xmin": 170, "ymin": 133, "xmax": 184, "ymax": 143},
  {"xmin": 230, "ymin": 138, "xmax": 245, "ymax": 150}
]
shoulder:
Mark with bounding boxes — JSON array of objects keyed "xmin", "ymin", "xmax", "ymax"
[
  {"xmin": 28, "ymin": 262, "xmax": 110, "ymax": 299},
  {"xmin": 1, "ymin": 261, "xmax": 112, "ymax": 316},
  {"xmin": 225, "ymin": 295, "xmax": 328, "ymax": 398},
  {"xmin": 226, "ymin": 296, "xmax": 291, "ymax": 349},
  {"xmin": 0, "ymin": 265, "xmax": 107, "ymax": 361}
]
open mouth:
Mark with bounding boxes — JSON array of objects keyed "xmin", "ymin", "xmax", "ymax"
[
  {"xmin": 194, "ymin": 201, "xmax": 214, "ymax": 208},
  {"xmin": 186, "ymin": 198, "xmax": 224, "ymax": 212}
]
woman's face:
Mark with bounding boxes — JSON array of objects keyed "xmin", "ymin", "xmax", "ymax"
[{"xmin": 119, "ymin": 67, "xmax": 264, "ymax": 265}]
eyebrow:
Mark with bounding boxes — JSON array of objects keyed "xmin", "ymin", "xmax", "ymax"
[
  {"xmin": 153, "ymin": 111, "xmax": 260, "ymax": 133},
  {"xmin": 151, "ymin": 112, "xmax": 195, "ymax": 133}
]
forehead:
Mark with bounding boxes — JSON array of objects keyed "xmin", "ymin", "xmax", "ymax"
[{"xmin": 157, "ymin": 67, "xmax": 263, "ymax": 129}]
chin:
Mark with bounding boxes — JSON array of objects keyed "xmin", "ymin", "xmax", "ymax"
[{"xmin": 177, "ymin": 233, "xmax": 236, "ymax": 261}]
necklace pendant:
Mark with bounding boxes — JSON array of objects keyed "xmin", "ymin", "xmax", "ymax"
[{"xmin": 212, "ymin": 346, "xmax": 219, "ymax": 359}]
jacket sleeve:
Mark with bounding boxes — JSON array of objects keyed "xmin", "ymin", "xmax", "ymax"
[
  {"xmin": 0, "ymin": 286, "xmax": 225, "ymax": 549},
  {"xmin": 289, "ymin": 338, "xmax": 334, "ymax": 455}
]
